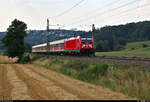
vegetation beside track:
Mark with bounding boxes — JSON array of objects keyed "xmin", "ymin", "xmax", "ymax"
[
  {"xmin": 32, "ymin": 55, "xmax": 150, "ymax": 100},
  {"xmin": 96, "ymin": 41, "xmax": 150, "ymax": 58}
]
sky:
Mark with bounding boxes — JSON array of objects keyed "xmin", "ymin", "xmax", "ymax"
[{"xmin": 0, "ymin": 0, "xmax": 150, "ymax": 31}]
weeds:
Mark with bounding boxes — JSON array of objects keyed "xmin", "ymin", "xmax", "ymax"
[
  {"xmin": 30, "ymin": 54, "xmax": 45, "ymax": 62},
  {"xmin": 33, "ymin": 57, "xmax": 150, "ymax": 100}
]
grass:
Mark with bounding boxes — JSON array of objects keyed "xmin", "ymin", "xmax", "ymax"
[
  {"xmin": 33, "ymin": 56, "xmax": 150, "ymax": 100},
  {"xmin": 29, "ymin": 54, "xmax": 45, "ymax": 62},
  {"xmin": 96, "ymin": 41, "xmax": 150, "ymax": 58}
]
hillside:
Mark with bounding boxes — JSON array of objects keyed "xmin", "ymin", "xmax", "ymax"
[
  {"xmin": 0, "ymin": 32, "xmax": 5, "ymax": 50},
  {"xmin": 92, "ymin": 21, "xmax": 150, "ymax": 52},
  {"xmin": 25, "ymin": 30, "xmax": 86, "ymax": 46},
  {"xmin": 96, "ymin": 41, "xmax": 150, "ymax": 58},
  {"xmin": 0, "ymin": 30, "xmax": 86, "ymax": 50},
  {"xmin": 1, "ymin": 20, "xmax": 150, "ymax": 51},
  {"xmin": 93, "ymin": 21, "xmax": 150, "ymax": 43}
]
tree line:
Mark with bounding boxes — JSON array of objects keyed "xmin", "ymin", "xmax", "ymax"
[
  {"xmin": 2, "ymin": 19, "xmax": 150, "ymax": 62},
  {"xmin": 89, "ymin": 21, "xmax": 150, "ymax": 52}
]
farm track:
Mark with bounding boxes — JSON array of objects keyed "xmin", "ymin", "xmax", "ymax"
[
  {"xmin": 0, "ymin": 64, "xmax": 12, "ymax": 100},
  {"xmin": 0, "ymin": 56, "xmax": 135, "ymax": 100}
]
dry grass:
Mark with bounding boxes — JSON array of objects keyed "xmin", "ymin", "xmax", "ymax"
[
  {"xmin": 99, "ymin": 66, "xmax": 150, "ymax": 99},
  {"xmin": 34, "ymin": 57, "xmax": 150, "ymax": 100},
  {"xmin": 0, "ymin": 56, "xmax": 18, "ymax": 63},
  {"xmin": 6, "ymin": 64, "xmax": 32, "ymax": 100}
]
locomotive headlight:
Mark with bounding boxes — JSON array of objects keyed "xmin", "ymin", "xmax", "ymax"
[
  {"xmin": 89, "ymin": 44, "xmax": 92, "ymax": 48},
  {"xmin": 82, "ymin": 44, "xmax": 86, "ymax": 48}
]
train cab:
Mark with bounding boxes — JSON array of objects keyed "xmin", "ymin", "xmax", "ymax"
[{"xmin": 80, "ymin": 37, "xmax": 95, "ymax": 55}]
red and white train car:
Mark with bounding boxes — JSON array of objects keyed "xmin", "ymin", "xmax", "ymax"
[{"xmin": 32, "ymin": 36, "xmax": 95, "ymax": 55}]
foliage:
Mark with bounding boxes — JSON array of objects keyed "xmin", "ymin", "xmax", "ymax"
[
  {"xmin": 1, "ymin": 20, "xmax": 150, "ymax": 52},
  {"xmin": 77, "ymin": 63, "xmax": 108, "ymax": 82},
  {"xmin": 20, "ymin": 54, "xmax": 31, "ymax": 63},
  {"xmin": 86, "ymin": 21, "xmax": 150, "ymax": 52},
  {"xmin": 94, "ymin": 21, "xmax": 150, "ymax": 42},
  {"xmin": 2, "ymin": 19, "xmax": 27, "ymax": 62},
  {"xmin": 96, "ymin": 41, "xmax": 150, "ymax": 58},
  {"xmin": 24, "ymin": 43, "xmax": 32, "ymax": 53},
  {"xmin": 142, "ymin": 44, "xmax": 149, "ymax": 48},
  {"xmin": 30, "ymin": 54, "xmax": 45, "ymax": 62},
  {"xmin": 34, "ymin": 57, "xmax": 150, "ymax": 99}
]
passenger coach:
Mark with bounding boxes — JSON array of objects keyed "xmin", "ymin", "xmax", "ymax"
[{"xmin": 32, "ymin": 35, "xmax": 95, "ymax": 56}]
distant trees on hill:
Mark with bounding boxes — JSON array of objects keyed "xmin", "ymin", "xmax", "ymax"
[
  {"xmin": 91, "ymin": 21, "xmax": 150, "ymax": 52},
  {"xmin": 1, "ymin": 20, "xmax": 150, "ymax": 52}
]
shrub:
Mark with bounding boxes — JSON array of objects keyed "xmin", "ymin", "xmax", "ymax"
[
  {"xmin": 77, "ymin": 63, "xmax": 109, "ymax": 82},
  {"xmin": 142, "ymin": 44, "xmax": 149, "ymax": 48},
  {"xmin": 42, "ymin": 57, "xmax": 150, "ymax": 99},
  {"xmin": 20, "ymin": 55, "xmax": 31, "ymax": 63},
  {"xmin": 95, "ymin": 63, "xmax": 109, "ymax": 76},
  {"xmin": 104, "ymin": 80, "xmax": 117, "ymax": 91},
  {"xmin": 131, "ymin": 48, "xmax": 135, "ymax": 50},
  {"xmin": 65, "ymin": 61, "xmax": 88, "ymax": 71},
  {"xmin": 31, "ymin": 55, "xmax": 44, "ymax": 62}
]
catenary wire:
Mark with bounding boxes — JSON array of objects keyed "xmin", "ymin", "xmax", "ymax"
[
  {"xmin": 59, "ymin": 0, "xmax": 142, "ymax": 29},
  {"xmin": 49, "ymin": 0, "xmax": 85, "ymax": 19}
]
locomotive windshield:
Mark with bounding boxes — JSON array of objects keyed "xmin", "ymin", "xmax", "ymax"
[{"xmin": 81, "ymin": 38, "xmax": 92, "ymax": 43}]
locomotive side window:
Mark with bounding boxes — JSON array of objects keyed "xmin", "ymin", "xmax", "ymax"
[
  {"xmin": 49, "ymin": 45, "xmax": 52, "ymax": 49},
  {"xmin": 59, "ymin": 43, "xmax": 64, "ymax": 47}
]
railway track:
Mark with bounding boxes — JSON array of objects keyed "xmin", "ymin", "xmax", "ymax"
[
  {"xmin": 49, "ymin": 55, "xmax": 150, "ymax": 62},
  {"xmin": 49, "ymin": 55, "xmax": 150, "ymax": 70},
  {"xmin": 95, "ymin": 56, "xmax": 150, "ymax": 62}
]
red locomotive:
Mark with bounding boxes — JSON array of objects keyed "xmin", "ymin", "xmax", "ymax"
[{"xmin": 32, "ymin": 35, "xmax": 95, "ymax": 56}]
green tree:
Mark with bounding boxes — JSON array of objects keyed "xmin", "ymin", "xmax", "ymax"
[
  {"xmin": 24, "ymin": 43, "xmax": 32, "ymax": 53},
  {"xmin": 96, "ymin": 40, "xmax": 110, "ymax": 52},
  {"xmin": 96, "ymin": 41, "xmax": 103, "ymax": 52},
  {"xmin": 2, "ymin": 19, "xmax": 27, "ymax": 62}
]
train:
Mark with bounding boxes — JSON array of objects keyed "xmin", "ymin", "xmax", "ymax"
[{"xmin": 32, "ymin": 35, "xmax": 95, "ymax": 56}]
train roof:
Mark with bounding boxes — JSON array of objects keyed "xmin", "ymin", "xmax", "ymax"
[
  {"xmin": 32, "ymin": 43, "xmax": 47, "ymax": 48},
  {"xmin": 32, "ymin": 36, "xmax": 80, "ymax": 48}
]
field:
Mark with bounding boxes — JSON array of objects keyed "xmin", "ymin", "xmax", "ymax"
[
  {"xmin": 0, "ymin": 52, "xmax": 150, "ymax": 100},
  {"xmin": 96, "ymin": 41, "xmax": 150, "ymax": 58},
  {"xmin": 33, "ymin": 56, "xmax": 150, "ymax": 100},
  {"xmin": 0, "ymin": 56, "xmax": 133, "ymax": 100}
]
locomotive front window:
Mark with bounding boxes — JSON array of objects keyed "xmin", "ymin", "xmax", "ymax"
[
  {"xmin": 87, "ymin": 39, "xmax": 92, "ymax": 43},
  {"xmin": 82, "ymin": 38, "xmax": 92, "ymax": 43},
  {"xmin": 82, "ymin": 40, "xmax": 86, "ymax": 43}
]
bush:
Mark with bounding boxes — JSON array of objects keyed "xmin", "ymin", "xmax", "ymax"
[
  {"xmin": 31, "ymin": 55, "xmax": 45, "ymax": 62},
  {"xmin": 20, "ymin": 55, "xmax": 31, "ymax": 63},
  {"xmin": 142, "ymin": 44, "xmax": 149, "ymax": 48},
  {"xmin": 42, "ymin": 57, "xmax": 150, "ymax": 99},
  {"xmin": 77, "ymin": 71, "xmax": 91, "ymax": 82},
  {"xmin": 64, "ymin": 61, "xmax": 88, "ymax": 71},
  {"xmin": 95, "ymin": 63, "xmax": 109, "ymax": 76},
  {"xmin": 131, "ymin": 48, "xmax": 135, "ymax": 50},
  {"xmin": 77, "ymin": 63, "xmax": 109, "ymax": 82}
]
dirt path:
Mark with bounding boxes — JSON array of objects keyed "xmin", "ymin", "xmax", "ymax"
[{"xmin": 0, "ymin": 56, "xmax": 136, "ymax": 100}]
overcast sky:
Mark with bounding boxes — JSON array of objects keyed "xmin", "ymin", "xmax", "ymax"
[{"xmin": 0, "ymin": 0, "xmax": 150, "ymax": 31}]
